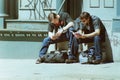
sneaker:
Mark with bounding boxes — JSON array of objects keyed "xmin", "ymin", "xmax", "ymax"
[
  {"xmin": 36, "ymin": 57, "xmax": 45, "ymax": 64},
  {"xmin": 65, "ymin": 53, "xmax": 78, "ymax": 63},
  {"xmin": 65, "ymin": 59, "xmax": 78, "ymax": 63},
  {"xmin": 67, "ymin": 48, "xmax": 71, "ymax": 55},
  {"xmin": 92, "ymin": 59, "xmax": 101, "ymax": 64}
]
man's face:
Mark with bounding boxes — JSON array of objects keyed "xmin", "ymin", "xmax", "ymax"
[
  {"xmin": 51, "ymin": 17, "xmax": 59, "ymax": 26},
  {"xmin": 81, "ymin": 18, "xmax": 90, "ymax": 26}
]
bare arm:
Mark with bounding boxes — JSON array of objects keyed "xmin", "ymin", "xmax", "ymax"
[
  {"xmin": 82, "ymin": 29, "xmax": 100, "ymax": 38},
  {"xmin": 63, "ymin": 22, "xmax": 74, "ymax": 31},
  {"xmin": 74, "ymin": 29, "xmax": 100, "ymax": 39},
  {"xmin": 54, "ymin": 21, "xmax": 74, "ymax": 37}
]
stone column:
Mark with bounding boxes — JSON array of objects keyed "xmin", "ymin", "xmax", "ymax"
[
  {"xmin": 117, "ymin": 0, "xmax": 120, "ymax": 16},
  {"xmin": 112, "ymin": 0, "xmax": 120, "ymax": 62},
  {"xmin": 112, "ymin": 0, "xmax": 120, "ymax": 32},
  {"xmin": 0, "ymin": 0, "xmax": 8, "ymax": 29}
]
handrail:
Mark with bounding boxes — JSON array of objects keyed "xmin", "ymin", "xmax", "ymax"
[{"xmin": 57, "ymin": 0, "xmax": 66, "ymax": 14}]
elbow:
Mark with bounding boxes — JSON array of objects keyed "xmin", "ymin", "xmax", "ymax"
[
  {"xmin": 71, "ymin": 22, "xmax": 74, "ymax": 26},
  {"xmin": 69, "ymin": 21, "xmax": 74, "ymax": 27}
]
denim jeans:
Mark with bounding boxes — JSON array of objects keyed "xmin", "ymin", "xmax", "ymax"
[
  {"xmin": 39, "ymin": 27, "xmax": 74, "ymax": 57},
  {"xmin": 71, "ymin": 36, "xmax": 102, "ymax": 60}
]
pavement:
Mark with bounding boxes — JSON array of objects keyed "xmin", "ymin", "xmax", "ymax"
[{"xmin": 0, "ymin": 59, "xmax": 120, "ymax": 80}]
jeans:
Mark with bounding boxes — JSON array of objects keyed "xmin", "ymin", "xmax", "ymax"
[
  {"xmin": 39, "ymin": 27, "xmax": 74, "ymax": 57},
  {"xmin": 71, "ymin": 36, "xmax": 102, "ymax": 60}
]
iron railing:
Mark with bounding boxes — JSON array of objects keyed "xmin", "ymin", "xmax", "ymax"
[{"xmin": 19, "ymin": 0, "xmax": 55, "ymax": 20}]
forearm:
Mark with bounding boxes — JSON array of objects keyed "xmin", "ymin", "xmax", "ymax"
[
  {"xmin": 84, "ymin": 32, "xmax": 98, "ymax": 38},
  {"xmin": 63, "ymin": 22, "xmax": 74, "ymax": 30},
  {"xmin": 83, "ymin": 29, "xmax": 100, "ymax": 38}
]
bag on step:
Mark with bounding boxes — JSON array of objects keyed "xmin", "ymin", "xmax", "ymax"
[{"xmin": 44, "ymin": 50, "xmax": 68, "ymax": 63}]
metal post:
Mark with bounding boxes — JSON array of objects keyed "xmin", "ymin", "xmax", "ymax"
[
  {"xmin": 117, "ymin": 0, "xmax": 120, "ymax": 16},
  {"xmin": 0, "ymin": 0, "xmax": 8, "ymax": 29}
]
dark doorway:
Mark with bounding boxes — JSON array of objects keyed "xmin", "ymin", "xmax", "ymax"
[
  {"xmin": 63, "ymin": 0, "xmax": 83, "ymax": 19},
  {"xmin": 5, "ymin": 0, "xmax": 18, "ymax": 19}
]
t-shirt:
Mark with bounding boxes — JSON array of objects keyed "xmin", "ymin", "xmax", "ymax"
[
  {"xmin": 48, "ymin": 12, "xmax": 73, "ymax": 33},
  {"xmin": 74, "ymin": 15, "xmax": 106, "ymax": 41}
]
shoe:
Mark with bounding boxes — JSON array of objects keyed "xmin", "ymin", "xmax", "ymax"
[
  {"xmin": 92, "ymin": 59, "xmax": 101, "ymax": 64},
  {"xmin": 65, "ymin": 59, "xmax": 78, "ymax": 64},
  {"xmin": 67, "ymin": 48, "xmax": 71, "ymax": 55},
  {"xmin": 36, "ymin": 57, "xmax": 45, "ymax": 64}
]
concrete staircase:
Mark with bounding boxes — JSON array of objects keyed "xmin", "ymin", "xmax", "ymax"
[{"xmin": 0, "ymin": 20, "xmax": 49, "ymax": 59}]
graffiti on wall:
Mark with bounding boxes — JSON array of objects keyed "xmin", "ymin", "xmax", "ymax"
[
  {"xmin": 19, "ymin": 0, "xmax": 54, "ymax": 20},
  {"xmin": 110, "ymin": 35, "xmax": 120, "ymax": 47}
]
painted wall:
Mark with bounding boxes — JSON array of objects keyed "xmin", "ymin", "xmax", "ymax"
[{"xmin": 83, "ymin": 0, "xmax": 116, "ymax": 20}]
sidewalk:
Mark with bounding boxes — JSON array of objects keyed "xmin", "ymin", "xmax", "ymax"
[{"xmin": 0, "ymin": 59, "xmax": 119, "ymax": 80}]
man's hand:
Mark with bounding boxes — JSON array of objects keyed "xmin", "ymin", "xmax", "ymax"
[
  {"xmin": 73, "ymin": 32, "xmax": 82, "ymax": 39},
  {"xmin": 80, "ymin": 34, "xmax": 86, "ymax": 39},
  {"xmin": 51, "ymin": 36, "xmax": 58, "ymax": 40},
  {"xmin": 55, "ymin": 29, "xmax": 63, "ymax": 37},
  {"xmin": 49, "ymin": 31, "xmax": 59, "ymax": 40},
  {"xmin": 49, "ymin": 29, "xmax": 64, "ymax": 40},
  {"xmin": 51, "ymin": 29, "xmax": 63, "ymax": 40},
  {"xmin": 73, "ymin": 31, "xmax": 86, "ymax": 39}
]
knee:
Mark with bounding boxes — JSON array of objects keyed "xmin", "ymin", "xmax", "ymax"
[
  {"xmin": 69, "ymin": 27, "xmax": 74, "ymax": 31},
  {"xmin": 43, "ymin": 37, "xmax": 51, "ymax": 43},
  {"xmin": 94, "ymin": 36, "xmax": 101, "ymax": 41},
  {"xmin": 73, "ymin": 37, "xmax": 79, "ymax": 43},
  {"xmin": 73, "ymin": 37, "xmax": 76, "ymax": 41},
  {"xmin": 66, "ymin": 27, "xmax": 74, "ymax": 37}
]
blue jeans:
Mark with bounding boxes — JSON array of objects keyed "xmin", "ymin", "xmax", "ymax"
[
  {"xmin": 71, "ymin": 36, "xmax": 102, "ymax": 60},
  {"xmin": 39, "ymin": 27, "xmax": 74, "ymax": 57}
]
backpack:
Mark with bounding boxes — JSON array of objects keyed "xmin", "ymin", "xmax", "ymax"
[
  {"xmin": 44, "ymin": 50, "xmax": 68, "ymax": 63},
  {"xmin": 79, "ymin": 46, "xmax": 95, "ymax": 64}
]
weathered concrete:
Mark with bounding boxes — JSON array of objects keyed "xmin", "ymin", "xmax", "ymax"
[
  {"xmin": 6, "ymin": 20, "xmax": 48, "ymax": 30},
  {"xmin": 0, "ymin": 41, "xmax": 41, "ymax": 59},
  {"xmin": 0, "ymin": 59, "xmax": 119, "ymax": 80}
]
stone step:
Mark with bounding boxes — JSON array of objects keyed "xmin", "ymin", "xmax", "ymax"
[
  {"xmin": 6, "ymin": 19, "xmax": 48, "ymax": 31},
  {"xmin": 0, "ymin": 30, "xmax": 47, "ymax": 42},
  {"xmin": 3, "ymin": 19, "xmax": 49, "ymax": 41}
]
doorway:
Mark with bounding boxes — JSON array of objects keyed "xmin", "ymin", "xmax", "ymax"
[{"xmin": 63, "ymin": 0, "xmax": 83, "ymax": 19}]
